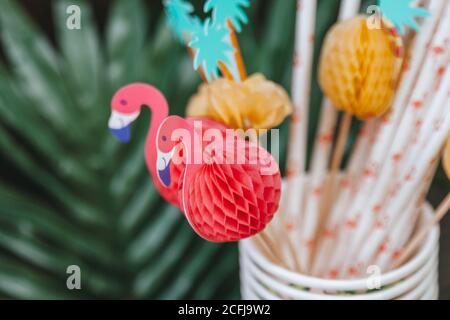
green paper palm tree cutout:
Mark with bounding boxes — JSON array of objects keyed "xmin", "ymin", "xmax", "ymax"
[
  {"xmin": 379, "ymin": 0, "xmax": 429, "ymax": 35},
  {"xmin": 189, "ymin": 19, "xmax": 235, "ymax": 82},
  {"xmin": 164, "ymin": 0, "xmax": 197, "ymax": 41},
  {"xmin": 204, "ymin": 0, "xmax": 250, "ymax": 32},
  {"xmin": 189, "ymin": 16, "xmax": 204, "ymax": 39}
]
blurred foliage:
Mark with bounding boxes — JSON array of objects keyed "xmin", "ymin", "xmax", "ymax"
[{"xmin": 0, "ymin": 0, "xmax": 446, "ymax": 299}]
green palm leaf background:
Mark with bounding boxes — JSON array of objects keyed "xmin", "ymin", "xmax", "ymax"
[{"xmin": 0, "ymin": 0, "xmax": 448, "ymax": 299}]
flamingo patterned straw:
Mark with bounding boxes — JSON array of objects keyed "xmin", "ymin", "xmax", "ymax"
[
  {"xmin": 339, "ymin": 2, "xmax": 449, "ymax": 276},
  {"xmin": 280, "ymin": 0, "xmax": 444, "ymax": 280},
  {"xmin": 285, "ymin": 0, "xmax": 317, "ymax": 223},
  {"xmin": 392, "ymin": 137, "xmax": 450, "ymax": 268},
  {"xmin": 321, "ymin": 0, "xmax": 447, "ymax": 278},
  {"xmin": 300, "ymin": 0, "xmax": 361, "ymax": 273}
]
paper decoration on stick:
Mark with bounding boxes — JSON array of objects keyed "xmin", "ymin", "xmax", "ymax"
[
  {"xmin": 189, "ymin": 19, "xmax": 235, "ymax": 82},
  {"xmin": 312, "ymin": 15, "xmax": 404, "ymax": 256},
  {"xmin": 203, "ymin": 0, "xmax": 250, "ymax": 81},
  {"xmin": 319, "ymin": 16, "xmax": 402, "ymax": 119},
  {"xmin": 204, "ymin": 0, "xmax": 250, "ymax": 32},
  {"xmin": 163, "ymin": 0, "xmax": 198, "ymax": 41},
  {"xmin": 109, "ymin": 83, "xmax": 281, "ymax": 242},
  {"xmin": 164, "ymin": 0, "xmax": 250, "ymax": 83},
  {"xmin": 378, "ymin": 0, "xmax": 430, "ymax": 35},
  {"xmin": 187, "ymin": 73, "xmax": 293, "ymax": 131}
]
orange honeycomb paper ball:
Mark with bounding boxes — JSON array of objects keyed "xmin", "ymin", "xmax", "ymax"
[{"xmin": 319, "ymin": 16, "xmax": 402, "ymax": 119}]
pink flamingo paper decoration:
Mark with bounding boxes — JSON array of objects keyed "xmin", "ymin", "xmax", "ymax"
[
  {"xmin": 109, "ymin": 83, "xmax": 182, "ymax": 207},
  {"xmin": 109, "ymin": 83, "xmax": 282, "ymax": 242}
]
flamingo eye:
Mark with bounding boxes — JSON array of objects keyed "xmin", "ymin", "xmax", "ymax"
[
  {"xmin": 161, "ymin": 135, "xmax": 167, "ymax": 142},
  {"xmin": 120, "ymin": 99, "xmax": 128, "ymax": 106}
]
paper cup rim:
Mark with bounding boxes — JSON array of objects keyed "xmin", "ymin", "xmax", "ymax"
[
  {"xmin": 400, "ymin": 268, "xmax": 438, "ymax": 300},
  {"xmin": 241, "ymin": 249, "xmax": 437, "ymax": 300},
  {"xmin": 240, "ymin": 203, "xmax": 439, "ymax": 291}
]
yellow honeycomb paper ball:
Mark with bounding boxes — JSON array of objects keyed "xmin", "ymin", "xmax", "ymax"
[
  {"xmin": 187, "ymin": 73, "xmax": 293, "ymax": 132},
  {"xmin": 318, "ymin": 16, "xmax": 402, "ymax": 120}
]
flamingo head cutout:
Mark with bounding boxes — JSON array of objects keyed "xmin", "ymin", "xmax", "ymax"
[
  {"xmin": 156, "ymin": 116, "xmax": 191, "ymax": 188},
  {"xmin": 108, "ymin": 84, "xmax": 144, "ymax": 143}
]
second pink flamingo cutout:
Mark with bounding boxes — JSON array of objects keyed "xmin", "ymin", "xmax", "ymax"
[{"xmin": 108, "ymin": 83, "xmax": 281, "ymax": 242}]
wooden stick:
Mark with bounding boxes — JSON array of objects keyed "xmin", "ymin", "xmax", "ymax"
[
  {"xmin": 277, "ymin": 211, "xmax": 302, "ymax": 272},
  {"xmin": 259, "ymin": 231, "xmax": 287, "ymax": 267},
  {"xmin": 253, "ymin": 235, "xmax": 279, "ymax": 264},
  {"xmin": 254, "ymin": 232, "xmax": 289, "ymax": 269},
  {"xmin": 392, "ymin": 192, "xmax": 450, "ymax": 269},
  {"xmin": 218, "ymin": 61, "xmax": 235, "ymax": 81},
  {"xmin": 227, "ymin": 19, "xmax": 247, "ymax": 81},
  {"xmin": 330, "ymin": 113, "xmax": 353, "ymax": 178}
]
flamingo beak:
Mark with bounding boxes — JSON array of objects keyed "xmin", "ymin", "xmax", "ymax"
[
  {"xmin": 110, "ymin": 125, "xmax": 131, "ymax": 143},
  {"xmin": 108, "ymin": 111, "xmax": 139, "ymax": 144},
  {"xmin": 157, "ymin": 149, "xmax": 174, "ymax": 187}
]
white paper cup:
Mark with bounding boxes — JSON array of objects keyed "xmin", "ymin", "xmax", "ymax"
[
  {"xmin": 399, "ymin": 249, "xmax": 439, "ymax": 300},
  {"xmin": 241, "ymin": 250, "xmax": 437, "ymax": 300},
  {"xmin": 239, "ymin": 204, "xmax": 439, "ymax": 300},
  {"xmin": 402, "ymin": 271, "xmax": 437, "ymax": 300}
]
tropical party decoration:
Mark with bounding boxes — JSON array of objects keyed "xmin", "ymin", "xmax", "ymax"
[
  {"xmin": 189, "ymin": 18, "xmax": 235, "ymax": 82},
  {"xmin": 312, "ymin": 15, "xmax": 404, "ymax": 256},
  {"xmin": 107, "ymin": 0, "xmax": 290, "ymax": 244},
  {"xmin": 379, "ymin": 0, "xmax": 430, "ymax": 35},
  {"xmin": 281, "ymin": 0, "xmax": 440, "ymax": 279},
  {"xmin": 0, "ymin": 0, "xmax": 447, "ymax": 300},
  {"xmin": 164, "ymin": 0, "xmax": 198, "ymax": 41},
  {"xmin": 109, "ymin": 83, "xmax": 281, "ymax": 242},
  {"xmin": 202, "ymin": 0, "xmax": 250, "ymax": 80},
  {"xmin": 163, "ymin": 0, "xmax": 292, "ymax": 131},
  {"xmin": 164, "ymin": 0, "xmax": 248, "ymax": 82},
  {"xmin": 204, "ymin": 0, "xmax": 250, "ymax": 32},
  {"xmin": 110, "ymin": 0, "xmax": 446, "ymax": 296},
  {"xmin": 318, "ymin": 15, "xmax": 402, "ymax": 120},
  {"xmin": 187, "ymin": 73, "xmax": 292, "ymax": 131}
]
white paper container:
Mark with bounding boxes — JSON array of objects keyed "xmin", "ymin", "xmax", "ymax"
[
  {"xmin": 240, "ymin": 251, "xmax": 437, "ymax": 300},
  {"xmin": 400, "ymin": 247, "xmax": 439, "ymax": 300},
  {"xmin": 239, "ymin": 204, "xmax": 439, "ymax": 300}
]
